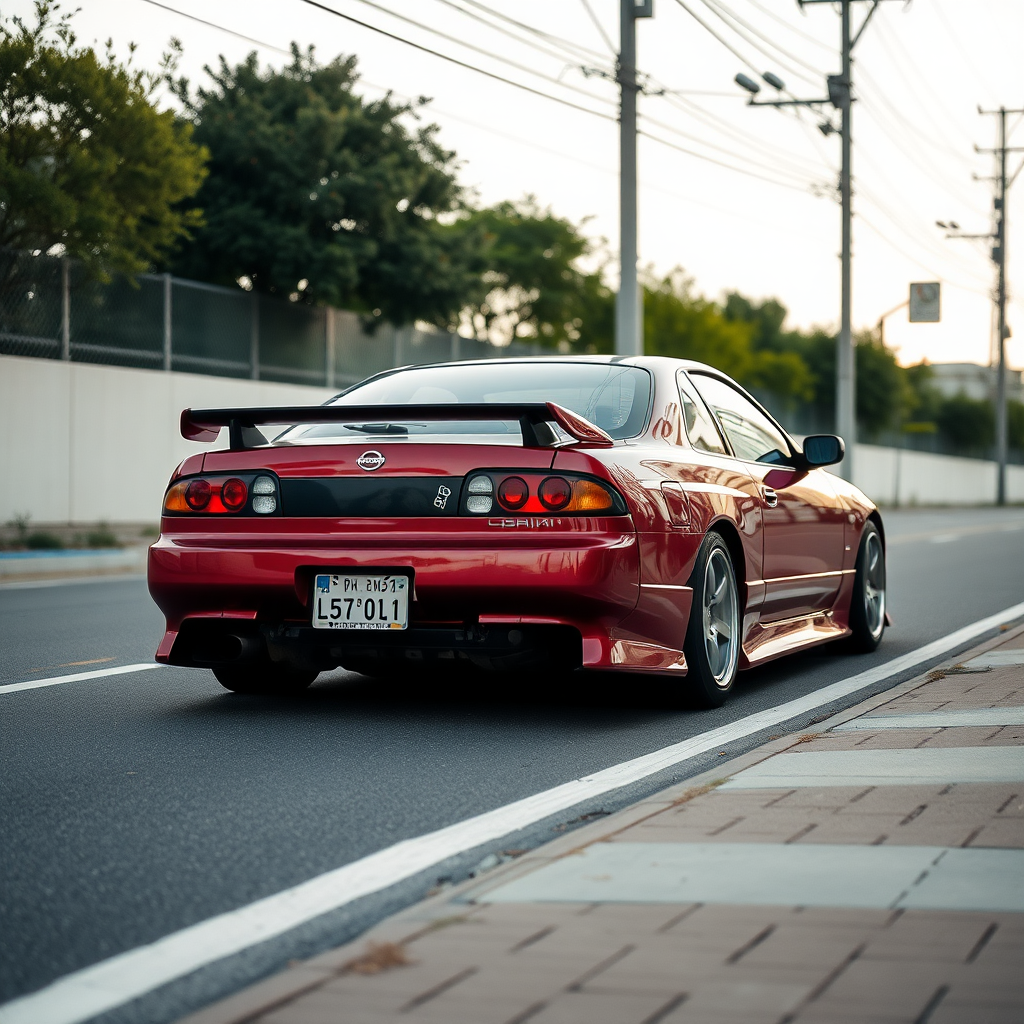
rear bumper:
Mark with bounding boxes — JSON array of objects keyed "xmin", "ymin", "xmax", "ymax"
[{"xmin": 148, "ymin": 516, "xmax": 689, "ymax": 673}]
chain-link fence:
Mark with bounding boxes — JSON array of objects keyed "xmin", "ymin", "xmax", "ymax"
[{"xmin": 0, "ymin": 248, "xmax": 543, "ymax": 386}]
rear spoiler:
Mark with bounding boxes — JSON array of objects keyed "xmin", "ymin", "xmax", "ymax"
[{"xmin": 180, "ymin": 402, "xmax": 614, "ymax": 450}]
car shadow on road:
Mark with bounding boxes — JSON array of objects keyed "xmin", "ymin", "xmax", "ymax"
[{"xmin": 157, "ymin": 639, "xmax": 863, "ymax": 737}]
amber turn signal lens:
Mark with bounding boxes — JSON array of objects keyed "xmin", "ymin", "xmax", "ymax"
[
  {"xmin": 569, "ymin": 479, "xmax": 614, "ymax": 511},
  {"xmin": 538, "ymin": 476, "xmax": 572, "ymax": 511},
  {"xmin": 497, "ymin": 476, "xmax": 529, "ymax": 510},
  {"xmin": 221, "ymin": 478, "xmax": 248, "ymax": 511},
  {"xmin": 163, "ymin": 481, "xmax": 190, "ymax": 513},
  {"xmin": 185, "ymin": 479, "xmax": 211, "ymax": 510}
]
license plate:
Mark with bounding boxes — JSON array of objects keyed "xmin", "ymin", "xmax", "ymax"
[{"xmin": 312, "ymin": 572, "xmax": 411, "ymax": 630}]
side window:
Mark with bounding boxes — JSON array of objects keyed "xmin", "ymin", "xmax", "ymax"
[
  {"xmin": 676, "ymin": 372, "xmax": 728, "ymax": 455},
  {"xmin": 690, "ymin": 374, "xmax": 792, "ymax": 464}
]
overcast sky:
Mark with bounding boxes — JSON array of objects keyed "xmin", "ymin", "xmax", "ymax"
[{"xmin": 16, "ymin": 0, "xmax": 1024, "ymax": 370}]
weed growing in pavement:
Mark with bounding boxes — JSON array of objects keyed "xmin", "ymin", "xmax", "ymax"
[{"xmin": 343, "ymin": 941, "xmax": 414, "ymax": 975}]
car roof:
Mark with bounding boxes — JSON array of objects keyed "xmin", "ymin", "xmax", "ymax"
[{"xmin": 367, "ymin": 354, "xmax": 722, "ymax": 376}]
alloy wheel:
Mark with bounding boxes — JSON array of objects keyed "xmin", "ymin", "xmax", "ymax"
[
  {"xmin": 702, "ymin": 547, "xmax": 739, "ymax": 688},
  {"xmin": 862, "ymin": 530, "xmax": 885, "ymax": 638}
]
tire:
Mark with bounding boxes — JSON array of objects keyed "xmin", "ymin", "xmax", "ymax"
[
  {"xmin": 848, "ymin": 520, "xmax": 886, "ymax": 653},
  {"xmin": 213, "ymin": 663, "xmax": 318, "ymax": 695},
  {"xmin": 683, "ymin": 532, "xmax": 741, "ymax": 708}
]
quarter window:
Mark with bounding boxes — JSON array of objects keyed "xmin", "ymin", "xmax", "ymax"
[
  {"xmin": 677, "ymin": 372, "xmax": 727, "ymax": 454},
  {"xmin": 690, "ymin": 374, "xmax": 792, "ymax": 464}
]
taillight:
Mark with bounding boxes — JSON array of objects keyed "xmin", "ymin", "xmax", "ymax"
[
  {"xmin": 221, "ymin": 478, "xmax": 247, "ymax": 511},
  {"xmin": 163, "ymin": 474, "xmax": 278, "ymax": 515},
  {"xmin": 497, "ymin": 476, "xmax": 529, "ymax": 510},
  {"xmin": 461, "ymin": 472, "xmax": 625, "ymax": 516},
  {"xmin": 184, "ymin": 479, "xmax": 211, "ymax": 511},
  {"xmin": 538, "ymin": 477, "xmax": 572, "ymax": 511}
]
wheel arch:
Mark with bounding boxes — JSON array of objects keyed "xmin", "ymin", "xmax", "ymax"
[
  {"xmin": 706, "ymin": 517, "xmax": 748, "ymax": 601},
  {"xmin": 867, "ymin": 509, "xmax": 886, "ymax": 551}
]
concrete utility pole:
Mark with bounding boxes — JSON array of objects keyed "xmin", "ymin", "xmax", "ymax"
[
  {"xmin": 738, "ymin": 0, "xmax": 891, "ymax": 481},
  {"xmin": 977, "ymin": 106, "xmax": 1024, "ymax": 506},
  {"xmin": 615, "ymin": 0, "xmax": 653, "ymax": 357}
]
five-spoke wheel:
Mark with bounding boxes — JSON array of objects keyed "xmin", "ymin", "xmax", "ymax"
[
  {"xmin": 848, "ymin": 520, "xmax": 886, "ymax": 652},
  {"xmin": 684, "ymin": 532, "xmax": 740, "ymax": 707}
]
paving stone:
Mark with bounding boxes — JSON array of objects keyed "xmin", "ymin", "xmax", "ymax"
[
  {"xmin": 519, "ymin": 989, "xmax": 690, "ymax": 1024},
  {"xmin": 805, "ymin": 960, "xmax": 959, "ymax": 1020}
]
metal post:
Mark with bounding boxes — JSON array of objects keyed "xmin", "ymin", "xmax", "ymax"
[
  {"xmin": 250, "ymin": 293, "xmax": 260, "ymax": 380},
  {"xmin": 835, "ymin": 0, "xmax": 856, "ymax": 481},
  {"xmin": 615, "ymin": 0, "xmax": 645, "ymax": 357},
  {"xmin": 60, "ymin": 258, "xmax": 70, "ymax": 361},
  {"xmin": 163, "ymin": 273, "xmax": 172, "ymax": 372},
  {"xmin": 325, "ymin": 306, "xmax": 336, "ymax": 388},
  {"xmin": 995, "ymin": 107, "xmax": 1008, "ymax": 506}
]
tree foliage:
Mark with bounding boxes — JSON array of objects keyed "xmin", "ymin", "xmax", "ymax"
[
  {"xmin": 452, "ymin": 198, "xmax": 610, "ymax": 348},
  {"xmin": 168, "ymin": 47, "xmax": 478, "ymax": 326},
  {"xmin": 0, "ymin": 2, "xmax": 206, "ymax": 280}
]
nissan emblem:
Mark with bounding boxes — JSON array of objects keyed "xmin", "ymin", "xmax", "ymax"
[{"xmin": 357, "ymin": 450, "xmax": 386, "ymax": 471}]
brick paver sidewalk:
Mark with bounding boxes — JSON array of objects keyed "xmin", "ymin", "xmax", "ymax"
[{"xmin": 183, "ymin": 626, "xmax": 1024, "ymax": 1024}]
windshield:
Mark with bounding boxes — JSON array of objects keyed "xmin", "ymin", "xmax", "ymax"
[{"xmin": 282, "ymin": 362, "xmax": 652, "ymax": 442}]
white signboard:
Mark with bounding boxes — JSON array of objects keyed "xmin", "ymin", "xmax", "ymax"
[{"xmin": 909, "ymin": 282, "xmax": 940, "ymax": 323}]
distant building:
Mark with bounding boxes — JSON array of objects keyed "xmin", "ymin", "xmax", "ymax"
[{"xmin": 927, "ymin": 362, "xmax": 1024, "ymax": 404}]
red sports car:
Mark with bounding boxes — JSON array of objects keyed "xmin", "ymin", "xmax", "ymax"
[{"xmin": 148, "ymin": 356, "xmax": 886, "ymax": 707}]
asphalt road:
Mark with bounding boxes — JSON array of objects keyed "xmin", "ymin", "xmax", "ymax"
[{"xmin": 2, "ymin": 506, "xmax": 1024, "ymax": 1017}]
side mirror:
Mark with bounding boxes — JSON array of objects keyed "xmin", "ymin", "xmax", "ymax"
[{"xmin": 802, "ymin": 434, "xmax": 845, "ymax": 468}]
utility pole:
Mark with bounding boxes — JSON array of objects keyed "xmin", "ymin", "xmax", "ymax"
[
  {"xmin": 976, "ymin": 107, "xmax": 1024, "ymax": 506},
  {"xmin": 615, "ymin": 0, "xmax": 653, "ymax": 357},
  {"xmin": 737, "ymin": 0, "xmax": 891, "ymax": 481}
]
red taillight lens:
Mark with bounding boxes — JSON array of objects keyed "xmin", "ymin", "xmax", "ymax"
[
  {"xmin": 221, "ymin": 478, "xmax": 248, "ymax": 511},
  {"xmin": 184, "ymin": 479, "xmax": 211, "ymax": 510},
  {"xmin": 538, "ymin": 476, "xmax": 572, "ymax": 510},
  {"xmin": 497, "ymin": 476, "xmax": 529, "ymax": 510}
]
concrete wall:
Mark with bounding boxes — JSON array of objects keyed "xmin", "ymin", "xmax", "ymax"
[
  {"xmin": 853, "ymin": 443, "xmax": 1024, "ymax": 506},
  {"xmin": 2, "ymin": 355, "xmax": 1022, "ymax": 524},
  {"xmin": 0, "ymin": 355, "xmax": 334, "ymax": 524}
]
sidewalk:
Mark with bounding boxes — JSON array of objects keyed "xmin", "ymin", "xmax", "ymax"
[{"xmin": 182, "ymin": 627, "xmax": 1024, "ymax": 1024}]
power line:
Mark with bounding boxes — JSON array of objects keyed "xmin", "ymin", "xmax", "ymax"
[
  {"xmin": 429, "ymin": 0, "xmax": 612, "ymax": 72},
  {"xmin": 638, "ymin": 128, "xmax": 819, "ymax": 194},
  {"xmin": 700, "ymin": 0, "xmax": 822, "ymax": 83},
  {"xmin": 578, "ymin": 0, "xmax": 616, "ymax": 56},
  {"xmin": 657, "ymin": 91, "xmax": 831, "ymax": 179},
  {"xmin": 670, "ymin": 0, "xmax": 765, "ymax": 81},
  {"xmin": 298, "ymin": 0, "xmax": 617, "ymax": 123},
  {"xmin": 456, "ymin": 0, "xmax": 609, "ymax": 63},
  {"xmin": 739, "ymin": 0, "xmax": 834, "ymax": 54},
  {"xmin": 347, "ymin": 0, "xmax": 617, "ymax": 109},
  {"xmin": 642, "ymin": 110, "xmax": 826, "ymax": 184},
  {"xmin": 138, "ymin": 0, "xmax": 293, "ymax": 55}
]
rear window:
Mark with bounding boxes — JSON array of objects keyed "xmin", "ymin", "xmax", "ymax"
[{"xmin": 283, "ymin": 362, "xmax": 652, "ymax": 442}]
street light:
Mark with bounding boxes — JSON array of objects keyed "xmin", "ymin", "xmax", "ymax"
[{"xmin": 734, "ymin": 73, "xmax": 761, "ymax": 96}]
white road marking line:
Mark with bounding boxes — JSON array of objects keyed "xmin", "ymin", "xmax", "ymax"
[
  {"xmin": 0, "ymin": 574, "xmax": 147, "ymax": 591},
  {"xmin": 3, "ymin": 598, "xmax": 1024, "ymax": 1024},
  {"xmin": 0, "ymin": 663, "xmax": 162, "ymax": 695}
]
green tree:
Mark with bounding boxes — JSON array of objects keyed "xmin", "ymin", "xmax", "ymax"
[
  {"xmin": 936, "ymin": 394, "xmax": 995, "ymax": 451},
  {"xmin": 0, "ymin": 2, "xmax": 206, "ymax": 281},
  {"xmin": 642, "ymin": 270, "xmax": 755, "ymax": 379},
  {"xmin": 453, "ymin": 198, "xmax": 611, "ymax": 348},
  {"xmin": 169, "ymin": 47, "xmax": 477, "ymax": 326},
  {"xmin": 1010, "ymin": 399, "xmax": 1024, "ymax": 453},
  {"xmin": 720, "ymin": 292, "xmax": 815, "ymax": 403}
]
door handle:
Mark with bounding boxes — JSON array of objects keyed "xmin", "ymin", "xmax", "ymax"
[{"xmin": 762, "ymin": 486, "xmax": 779, "ymax": 508}]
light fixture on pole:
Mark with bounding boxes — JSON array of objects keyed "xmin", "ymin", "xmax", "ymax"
[{"xmin": 736, "ymin": 0, "xmax": 898, "ymax": 483}]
